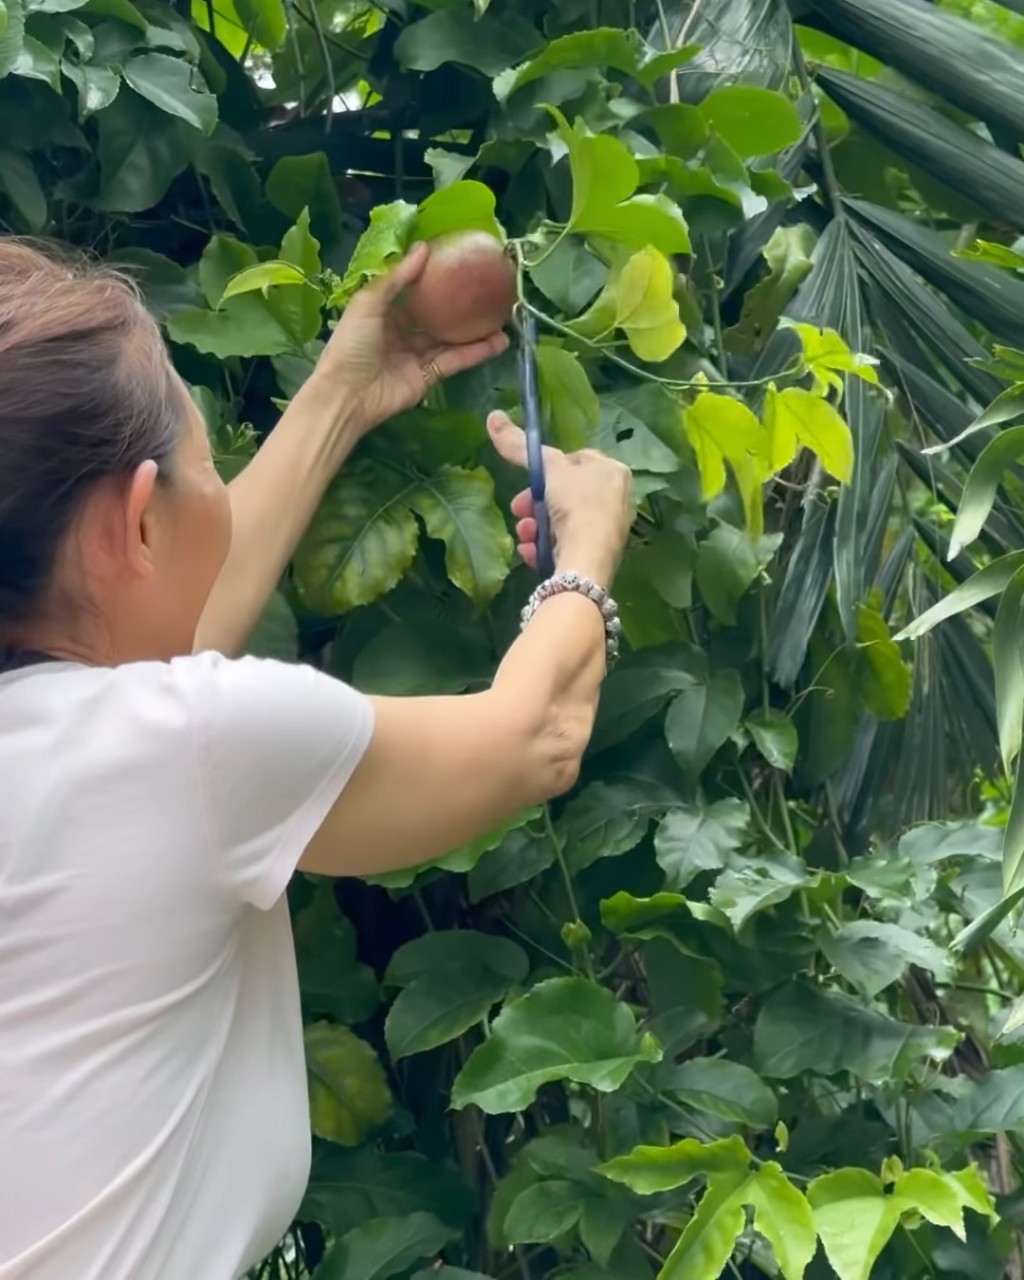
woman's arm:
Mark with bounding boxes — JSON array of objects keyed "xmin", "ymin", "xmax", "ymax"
[
  {"xmin": 300, "ymin": 416, "xmax": 633, "ymax": 880},
  {"xmin": 194, "ymin": 246, "xmax": 507, "ymax": 656},
  {"xmin": 194, "ymin": 373, "xmax": 363, "ymax": 656}
]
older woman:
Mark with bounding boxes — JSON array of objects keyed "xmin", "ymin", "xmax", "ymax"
[{"xmin": 0, "ymin": 238, "xmax": 632, "ymax": 1280}]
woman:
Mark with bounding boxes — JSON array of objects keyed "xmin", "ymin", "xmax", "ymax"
[{"xmin": 0, "ymin": 238, "xmax": 632, "ymax": 1280}]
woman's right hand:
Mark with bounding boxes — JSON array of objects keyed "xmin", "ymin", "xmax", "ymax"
[{"xmin": 487, "ymin": 411, "xmax": 634, "ymax": 589}]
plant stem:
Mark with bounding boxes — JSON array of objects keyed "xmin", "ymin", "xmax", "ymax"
[{"xmin": 542, "ymin": 805, "xmax": 595, "ymax": 979}]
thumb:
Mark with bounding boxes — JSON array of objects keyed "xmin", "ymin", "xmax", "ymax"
[
  {"xmin": 487, "ymin": 411, "xmax": 528, "ymax": 468},
  {"xmin": 367, "ymin": 241, "xmax": 429, "ymax": 305}
]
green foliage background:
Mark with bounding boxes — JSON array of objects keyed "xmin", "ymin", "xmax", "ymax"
[{"xmin": 9, "ymin": 0, "xmax": 1024, "ymax": 1276}]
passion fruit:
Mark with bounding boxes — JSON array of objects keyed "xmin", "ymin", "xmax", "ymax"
[{"xmin": 403, "ymin": 231, "xmax": 517, "ymax": 345}]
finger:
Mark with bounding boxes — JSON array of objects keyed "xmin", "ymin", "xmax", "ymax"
[
  {"xmin": 518, "ymin": 542, "xmax": 538, "ymax": 569},
  {"xmin": 425, "ymin": 330, "xmax": 510, "ymax": 377},
  {"xmin": 515, "ymin": 516, "xmax": 537, "ymax": 543},
  {"xmin": 487, "ymin": 411, "xmax": 528, "ymax": 468},
  {"xmin": 363, "ymin": 242, "xmax": 429, "ymax": 306},
  {"xmin": 510, "ymin": 489, "xmax": 534, "ymax": 519}
]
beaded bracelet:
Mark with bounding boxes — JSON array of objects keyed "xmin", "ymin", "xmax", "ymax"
[{"xmin": 519, "ymin": 571, "xmax": 621, "ymax": 667}]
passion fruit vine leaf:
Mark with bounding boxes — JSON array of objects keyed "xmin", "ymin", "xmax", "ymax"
[{"xmin": 411, "ymin": 179, "xmax": 505, "ymax": 243}]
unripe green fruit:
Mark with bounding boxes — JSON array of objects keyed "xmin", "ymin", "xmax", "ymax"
[{"xmin": 404, "ymin": 231, "xmax": 517, "ymax": 345}]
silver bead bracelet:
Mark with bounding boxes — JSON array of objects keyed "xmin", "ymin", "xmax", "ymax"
[{"xmin": 519, "ymin": 571, "xmax": 621, "ymax": 667}]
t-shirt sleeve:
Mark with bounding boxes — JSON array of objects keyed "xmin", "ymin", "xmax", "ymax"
[{"xmin": 175, "ymin": 651, "xmax": 375, "ymax": 910}]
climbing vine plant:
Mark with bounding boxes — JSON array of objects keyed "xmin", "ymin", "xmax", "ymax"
[{"xmin": 6, "ymin": 0, "xmax": 1024, "ymax": 1277}]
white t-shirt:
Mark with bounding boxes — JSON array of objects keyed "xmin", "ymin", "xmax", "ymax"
[{"xmin": 0, "ymin": 652, "xmax": 374, "ymax": 1280}]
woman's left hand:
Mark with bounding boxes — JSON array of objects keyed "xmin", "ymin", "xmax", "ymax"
[{"xmin": 314, "ymin": 242, "xmax": 510, "ymax": 436}]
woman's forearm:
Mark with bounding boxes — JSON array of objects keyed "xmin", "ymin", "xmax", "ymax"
[{"xmin": 195, "ymin": 373, "xmax": 366, "ymax": 655}]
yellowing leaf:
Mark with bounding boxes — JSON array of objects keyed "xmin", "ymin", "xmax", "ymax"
[
  {"xmin": 612, "ymin": 246, "xmax": 686, "ymax": 362},
  {"xmin": 765, "ymin": 386, "xmax": 854, "ymax": 482},
  {"xmin": 782, "ymin": 320, "xmax": 880, "ymax": 399},
  {"xmin": 569, "ymin": 246, "xmax": 686, "ymax": 363},
  {"xmin": 683, "ymin": 391, "xmax": 767, "ymax": 502}
]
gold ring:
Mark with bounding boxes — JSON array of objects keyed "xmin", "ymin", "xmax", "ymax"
[{"xmin": 421, "ymin": 357, "xmax": 443, "ymax": 388}]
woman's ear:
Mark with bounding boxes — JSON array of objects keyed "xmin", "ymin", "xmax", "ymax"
[{"xmin": 124, "ymin": 460, "xmax": 160, "ymax": 577}]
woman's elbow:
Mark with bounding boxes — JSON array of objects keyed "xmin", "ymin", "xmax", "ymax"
[{"xmin": 523, "ymin": 704, "xmax": 592, "ymax": 803}]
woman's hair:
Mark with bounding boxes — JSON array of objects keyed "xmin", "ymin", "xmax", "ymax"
[{"xmin": 0, "ymin": 238, "xmax": 186, "ymax": 631}]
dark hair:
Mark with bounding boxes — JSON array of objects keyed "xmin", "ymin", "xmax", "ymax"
[{"xmin": 0, "ymin": 238, "xmax": 186, "ymax": 632}]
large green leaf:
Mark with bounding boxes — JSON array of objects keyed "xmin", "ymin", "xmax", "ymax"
[
  {"xmin": 408, "ymin": 466, "xmax": 513, "ymax": 605},
  {"xmin": 598, "ymin": 1135, "xmax": 751, "ymax": 1194},
  {"xmin": 896, "ymin": 552, "xmax": 1024, "ymax": 641},
  {"xmin": 666, "ymin": 1057, "xmax": 778, "ymax": 1129},
  {"xmin": 808, "ymin": 0, "xmax": 1024, "ymax": 137},
  {"xmin": 122, "ymin": 51, "xmax": 216, "ymax": 132},
  {"xmin": 293, "ymin": 887, "xmax": 380, "ymax": 1025},
  {"xmin": 665, "ymin": 669, "xmax": 744, "ymax": 779},
  {"xmin": 452, "ymin": 977, "xmax": 662, "ymax": 1114},
  {"xmin": 754, "ymin": 981, "xmax": 958, "ymax": 1083},
  {"xmin": 948, "ymin": 427, "xmax": 1024, "ymax": 560},
  {"xmin": 394, "ymin": 5, "xmax": 540, "ymax": 76},
  {"xmin": 386, "ymin": 969, "xmax": 515, "ymax": 1060},
  {"xmin": 699, "ymin": 85, "xmax": 802, "ymax": 159},
  {"xmin": 94, "ymin": 87, "xmax": 193, "ymax": 212},
  {"xmin": 302, "ymin": 1147, "xmax": 475, "ymax": 1237},
  {"xmin": 654, "ymin": 799, "xmax": 749, "ymax": 889},
  {"xmin": 993, "ymin": 564, "xmax": 1024, "ymax": 776},
  {"xmin": 304, "ymin": 1022, "xmax": 393, "ymax": 1147},
  {"xmin": 821, "ymin": 920, "xmax": 950, "ymax": 998},
  {"xmin": 818, "ymin": 66, "xmax": 1024, "ymax": 228},
  {"xmin": 318, "ymin": 1213, "xmax": 458, "ymax": 1280},
  {"xmin": 807, "ymin": 1169, "xmax": 902, "ymax": 1280}
]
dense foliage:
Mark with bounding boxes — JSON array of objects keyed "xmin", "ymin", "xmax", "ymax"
[{"xmin": 9, "ymin": 0, "xmax": 1024, "ymax": 1276}]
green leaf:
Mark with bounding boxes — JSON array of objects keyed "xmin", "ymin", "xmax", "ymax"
[
  {"xmin": 572, "ymin": 246, "xmax": 686, "ymax": 363},
  {"xmin": 293, "ymin": 887, "xmax": 380, "ymax": 1024},
  {"xmin": 821, "ymin": 921, "xmax": 951, "ymax": 999},
  {"xmin": 385, "ymin": 930, "xmax": 529, "ymax": 987},
  {"xmin": 408, "ymin": 466, "xmax": 513, "ymax": 606},
  {"xmin": 504, "ymin": 1181, "xmax": 584, "ymax": 1243},
  {"xmin": 654, "ymin": 799, "xmax": 749, "ymax": 889},
  {"xmin": 367, "ymin": 807, "xmax": 542, "ymax": 890},
  {"xmin": 122, "ymin": 51, "xmax": 216, "ymax": 133},
  {"xmin": 808, "ymin": 1169, "xmax": 902, "ymax": 1280},
  {"xmin": 659, "ymin": 1169, "xmax": 749, "ymax": 1280},
  {"xmin": 220, "ymin": 259, "xmax": 310, "ymax": 301},
  {"xmin": 598, "ymin": 1135, "xmax": 750, "ymax": 1194},
  {"xmin": 665, "ymin": 669, "xmax": 744, "ymax": 779},
  {"xmin": 334, "ymin": 200, "xmax": 417, "ymax": 305},
  {"xmin": 949, "ymin": 425, "xmax": 1024, "ymax": 559},
  {"xmin": 63, "ymin": 60, "xmax": 120, "ymax": 117},
  {"xmin": 0, "ymin": 0, "xmax": 24, "ymax": 79},
  {"xmin": 857, "ymin": 604, "xmax": 911, "ymax": 721},
  {"xmin": 754, "ymin": 982, "xmax": 959, "ymax": 1084},
  {"xmin": 302, "ymin": 1147, "xmax": 475, "ymax": 1237},
  {"xmin": 781, "ymin": 321, "xmax": 880, "ymax": 398},
  {"xmin": 394, "ymin": 5, "xmax": 540, "ymax": 76},
  {"xmin": 727, "ymin": 226, "xmax": 816, "ymax": 357},
  {"xmin": 266, "ymin": 153, "xmax": 343, "ymax": 252},
  {"xmin": 667, "ymin": 1058, "xmax": 777, "ymax": 1129},
  {"xmin": 699, "ymin": 85, "xmax": 803, "ymax": 158},
  {"xmin": 696, "ymin": 525, "xmax": 781, "ymax": 621},
  {"xmin": 591, "ymin": 642, "xmax": 705, "ymax": 753},
  {"xmin": 386, "ymin": 969, "xmax": 515, "ymax": 1060},
  {"xmin": 558, "ymin": 780, "xmax": 668, "ymax": 873},
  {"xmin": 294, "ymin": 462, "xmax": 419, "ymax": 614},
  {"xmin": 892, "ymin": 1168, "xmax": 964, "ymax": 1238},
  {"xmin": 765, "ymin": 385, "xmax": 854, "ymax": 482},
  {"xmin": 452, "ymin": 977, "xmax": 661, "ymax": 1114},
  {"xmin": 895, "ymin": 551, "xmax": 1024, "ymax": 641},
  {"xmin": 535, "ymin": 344, "xmax": 600, "ymax": 450},
  {"xmin": 746, "ymin": 709, "xmax": 798, "ymax": 771},
  {"xmin": 0, "ymin": 147, "xmax": 45, "ymax": 229},
  {"xmin": 710, "ymin": 852, "xmax": 815, "ymax": 932},
  {"xmin": 94, "ymin": 87, "xmax": 193, "ymax": 213},
  {"xmin": 13, "ymin": 33, "xmax": 60, "ymax": 91},
  {"xmin": 744, "ymin": 1162, "xmax": 817, "ymax": 1280},
  {"xmin": 412, "ymin": 179, "xmax": 504, "ymax": 243},
  {"xmin": 318, "ymin": 1213, "xmax": 457, "ymax": 1280},
  {"xmin": 304, "ymin": 1022, "xmax": 393, "ymax": 1147},
  {"xmin": 353, "ymin": 619, "xmax": 491, "ymax": 697},
  {"xmin": 245, "ymin": 591, "xmax": 298, "ymax": 661},
  {"xmin": 494, "ymin": 27, "xmax": 696, "ymax": 100},
  {"xmin": 992, "ymin": 563, "xmax": 1024, "ymax": 775},
  {"xmin": 547, "ymin": 106, "xmax": 690, "ymax": 256},
  {"xmin": 683, "ymin": 392, "xmax": 766, "ymax": 504},
  {"xmin": 468, "ymin": 827, "xmax": 554, "ymax": 903},
  {"xmin": 233, "ymin": 0, "xmax": 286, "ymax": 51}
]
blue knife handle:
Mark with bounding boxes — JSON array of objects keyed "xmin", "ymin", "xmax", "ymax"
[{"xmin": 518, "ymin": 309, "xmax": 556, "ymax": 579}]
